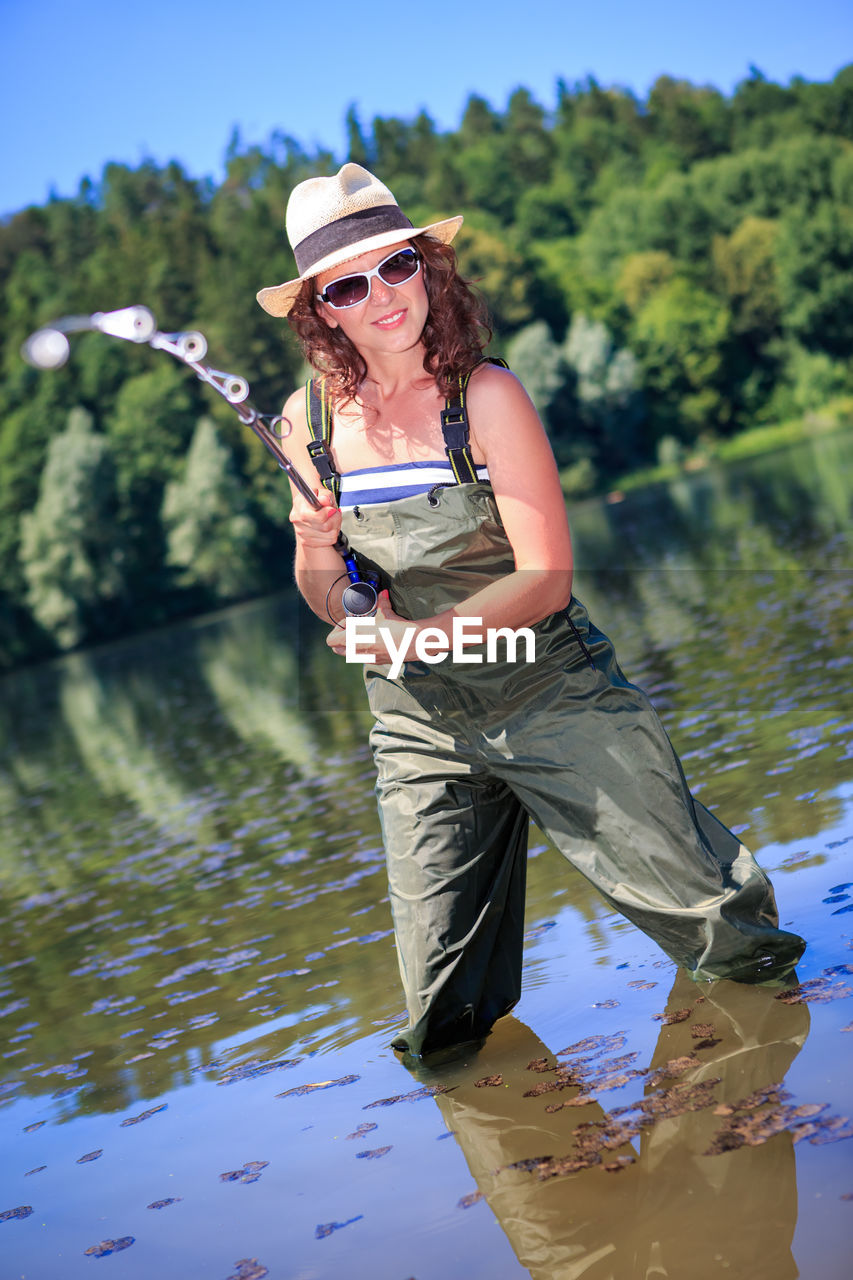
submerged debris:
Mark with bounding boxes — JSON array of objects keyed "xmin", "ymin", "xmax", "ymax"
[
  {"xmin": 525, "ymin": 921, "xmax": 557, "ymax": 940},
  {"xmin": 505, "ymin": 1078, "xmax": 722, "ymax": 1181},
  {"xmin": 120, "ymin": 1104, "xmax": 167, "ymax": 1127},
  {"xmin": 315, "ymin": 1216, "xmax": 363, "ymax": 1239},
  {"xmin": 147, "ymin": 1197, "xmax": 182, "ymax": 1209},
  {"xmin": 523, "ymin": 1068, "xmax": 582, "ymax": 1099},
  {"xmin": 775, "ymin": 976, "xmax": 853, "ymax": 1004},
  {"xmin": 346, "ymin": 1123, "xmax": 378, "ymax": 1141},
  {"xmin": 1, "ymin": 1205, "xmax": 33, "ymax": 1222},
  {"xmin": 705, "ymin": 1084, "xmax": 853, "ymax": 1154},
  {"xmin": 652, "ymin": 1006, "xmax": 692, "ymax": 1024},
  {"xmin": 217, "ymin": 1058, "xmax": 301, "ymax": 1086},
  {"xmin": 645, "ymin": 1055, "xmax": 702, "ymax": 1087},
  {"xmin": 219, "ymin": 1161, "xmax": 269, "ymax": 1184},
  {"xmin": 505, "ymin": 1152, "xmax": 591, "ymax": 1179},
  {"xmin": 363, "ymin": 1085, "xmax": 449, "ymax": 1109},
  {"xmin": 588, "ymin": 1052, "xmax": 643, "ymax": 1092},
  {"xmin": 526, "ymin": 1036, "xmax": 646, "ymax": 1100},
  {"xmin": 225, "ymin": 1259, "xmax": 269, "ymax": 1280},
  {"xmin": 712, "ymin": 1083, "xmax": 788, "ymax": 1117},
  {"xmin": 556, "ymin": 1033, "xmax": 628, "ymax": 1058},
  {"xmin": 544, "ymin": 1093, "xmax": 595, "ymax": 1113},
  {"xmin": 622, "ymin": 1079, "xmax": 721, "ymax": 1122},
  {"xmin": 278, "ymin": 1074, "xmax": 359, "ymax": 1098},
  {"xmin": 355, "ymin": 1146, "xmax": 392, "ymax": 1159},
  {"xmin": 522, "ymin": 1034, "xmax": 650, "ymax": 1103},
  {"xmin": 84, "ymin": 1237, "xmax": 134, "ymax": 1257}
]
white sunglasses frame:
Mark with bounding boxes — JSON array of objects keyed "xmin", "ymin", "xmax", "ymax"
[{"xmin": 315, "ymin": 247, "xmax": 421, "ymax": 310}]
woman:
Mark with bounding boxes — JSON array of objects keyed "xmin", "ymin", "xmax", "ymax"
[{"xmin": 257, "ymin": 164, "xmax": 805, "ymax": 1060}]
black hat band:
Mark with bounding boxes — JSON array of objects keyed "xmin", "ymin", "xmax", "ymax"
[{"xmin": 293, "ymin": 205, "xmax": 415, "ymax": 276}]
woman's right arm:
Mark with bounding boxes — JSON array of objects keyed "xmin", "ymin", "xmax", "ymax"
[{"xmin": 281, "ymin": 388, "xmax": 347, "ymax": 622}]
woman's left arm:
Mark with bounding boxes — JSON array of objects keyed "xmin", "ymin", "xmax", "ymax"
[
  {"xmin": 326, "ymin": 367, "xmax": 573, "ymax": 659},
  {"xmin": 462, "ymin": 363, "xmax": 574, "ymax": 622}
]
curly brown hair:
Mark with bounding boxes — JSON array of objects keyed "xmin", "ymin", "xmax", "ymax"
[{"xmin": 286, "ymin": 235, "xmax": 492, "ymax": 401}]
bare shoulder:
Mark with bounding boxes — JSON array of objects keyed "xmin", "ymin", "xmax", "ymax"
[
  {"xmin": 465, "ymin": 360, "xmax": 548, "ymax": 456},
  {"xmin": 279, "ymin": 384, "xmax": 319, "ymax": 486},
  {"xmin": 282, "ymin": 385, "xmax": 310, "ymax": 440},
  {"xmin": 466, "ymin": 360, "xmax": 533, "ymax": 414},
  {"xmin": 465, "ymin": 361, "xmax": 571, "ymax": 568}
]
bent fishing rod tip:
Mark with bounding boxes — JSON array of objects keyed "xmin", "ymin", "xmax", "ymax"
[
  {"xmin": 21, "ymin": 326, "xmax": 71, "ymax": 370},
  {"xmin": 21, "ymin": 305, "xmax": 157, "ymax": 370}
]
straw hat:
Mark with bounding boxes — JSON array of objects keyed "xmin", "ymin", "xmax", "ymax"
[{"xmin": 256, "ymin": 163, "xmax": 463, "ymax": 317}]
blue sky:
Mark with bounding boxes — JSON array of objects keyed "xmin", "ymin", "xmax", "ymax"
[{"xmin": 2, "ymin": 0, "xmax": 851, "ymax": 218}]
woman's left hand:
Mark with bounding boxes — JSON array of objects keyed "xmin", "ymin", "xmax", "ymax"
[{"xmin": 325, "ymin": 590, "xmax": 418, "ymax": 665}]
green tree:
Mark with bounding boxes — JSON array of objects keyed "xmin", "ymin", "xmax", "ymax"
[
  {"xmin": 712, "ymin": 216, "xmax": 781, "ymax": 339},
  {"xmin": 730, "ymin": 67, "xmax": 799, "ymax": 149},
  {"xmin": 161, "ymin": 416, "xmax": 259, "ymax": 600},
  {"xmin": 454, "ymin": 223, "xmax": 533, "ymax": 336},
  {"xmin": 104, "ymin": 361, "xmax": 198, "ymax": 607},
  {"xmin": 775, "ymin": 201, "xmax": 853, "ymax": 356},
  {"xmin": 562, "ymin": 314, "xmax": 646, "ymax": 469},
  {"xmin": 504, "ymin": 88, "xmax": 555, "ymax": 186},
  {"xmin": 515, "ymin": 174, "xmax": 579, "ymax": 241},
  {"xmin": 775, "ymin": 342, "xmax": 852, "ymax": 414},
  {"xmin": 19, "ymin": 408, "xmax": 126, "ymax": 649},
  {"xmin": 616, "ymin": 251, "xmax": 677, "ymax": 313},
  {"xmin": 345, "ymin": 104, "xmax": 371, "ymax": 167},
  {"xmin": 646, "ymin": 76, "xmax": 731, "ymax": 163},
  {"xmin": 632, "ymin": 278, "xmax": 732, "ymax": 437},
  {"xmin": 505, "ymin": 321, "xmax": 566, "ymax": 419}
]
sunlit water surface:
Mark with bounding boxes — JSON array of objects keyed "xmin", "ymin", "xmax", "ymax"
[{"xmin": 1, "ymin": 434, "xmax": 852, "ymax": 1279}]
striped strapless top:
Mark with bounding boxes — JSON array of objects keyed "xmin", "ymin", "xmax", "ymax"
[{"xmin": 338, "ymin": 460, "xmax": 490, "ymax": 510}]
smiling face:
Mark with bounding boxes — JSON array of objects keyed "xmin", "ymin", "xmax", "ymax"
[{"xmin": 314, "ymin": 239, "xmax": 430, "ymax": 362}]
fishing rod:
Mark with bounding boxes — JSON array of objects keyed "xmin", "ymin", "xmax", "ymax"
[{"xmin": 21, "ymin": 306, "xmax": 377, "ymax": 618}]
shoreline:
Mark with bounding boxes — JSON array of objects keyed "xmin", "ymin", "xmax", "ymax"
[
  {"xmin": 560, "ymin": 397, "xmax": 853, "ymax": 502},
  {"xmin": 4, "ymin": 413, "xmax": 850, "ymax": 677}
]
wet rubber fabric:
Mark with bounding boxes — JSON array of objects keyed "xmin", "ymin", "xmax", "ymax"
[{"xmin": 339, "ymin": 482, "xmax": 805, "ymax": 1058}]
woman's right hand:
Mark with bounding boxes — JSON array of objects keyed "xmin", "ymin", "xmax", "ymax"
[{"xmin": 289, "ymin": 487, "xmax": 342, "ymax": 548}]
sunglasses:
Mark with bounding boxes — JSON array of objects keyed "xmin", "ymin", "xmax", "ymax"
[{"xmin": 316, "ymin": 247, "xmax": 421, "ymax": 310}]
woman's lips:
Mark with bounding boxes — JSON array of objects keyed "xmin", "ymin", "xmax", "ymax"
[{"xmin": 373, "ymin": 309, "xmax": 406, "ymax": 329}]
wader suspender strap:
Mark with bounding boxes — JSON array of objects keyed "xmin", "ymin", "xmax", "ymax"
[
  {"xmin": 305, "ymin": 378, "xmax": 341, "ymax": 504},
  {"xmin": 441, "ymin": 357, "xmax": 508, "ymax": 484},
  {"xmin": 305, "ymin": 357, "xmax": 509, "ymax": 496}
]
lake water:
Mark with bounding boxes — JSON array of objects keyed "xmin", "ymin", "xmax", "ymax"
[{"xmin": 1, "ymin": 433, "xmax": 851, "ymax": 1279}]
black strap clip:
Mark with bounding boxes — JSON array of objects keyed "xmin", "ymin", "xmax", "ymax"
[
  {"xmin": 306, "ymin": 438, "xmax": 337, "ymax": 486},
  {"xmin": 440, "ymin": 404, "xmax": 470, "ymax": 452}
]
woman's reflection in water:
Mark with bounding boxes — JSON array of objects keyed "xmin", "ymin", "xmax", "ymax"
[{"xmin": 406, "ymin": 972, "xmax": 809, "ymax": 1280}]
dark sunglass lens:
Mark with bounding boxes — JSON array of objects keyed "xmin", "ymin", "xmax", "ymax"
[
  {"xmin": 324, "ymin": 275, "xmax": 369, "ymax": 307},
  {"xmin": 379, "ymin": 251, "xmax": 419, "ymax": 285}
]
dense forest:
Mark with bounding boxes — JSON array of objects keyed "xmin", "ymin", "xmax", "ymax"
[{"xmin": 1, "ymin": 66, "xmax": 852, "ymax": 669}]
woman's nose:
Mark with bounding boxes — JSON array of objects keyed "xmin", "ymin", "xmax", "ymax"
[{"xmin": 368, "ymin": 275, "xmax": 395, "ymax": 305}]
